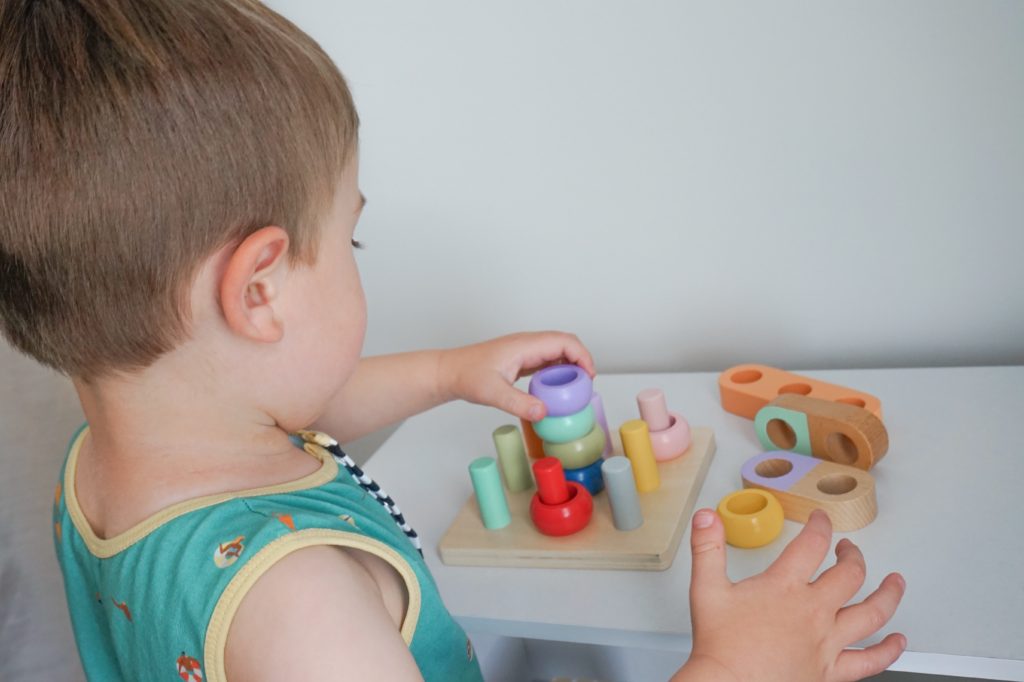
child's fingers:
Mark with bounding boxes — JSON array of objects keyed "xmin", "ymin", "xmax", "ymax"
[
  {"xmin": 829, "ymin": 632, "xmax": 907, "ymax": 682},
  {"xmin": 552, "ymin": 334, "xmax": 595, "ymax": 377},
  {"xmin": 689, "ymin": 509, "xmax": 730, "ymax": 597},
  {"xmin": 812, "ymin": 538, "xmax": 868, "ymax": 606},
  {"xmin": 516, "ymin": 332, "xmax": 596, "ymax": 378},
  {"xmin": 834, "ymin": 572, "xmax": 906, "ymax": 644},
  {"xmin": 486, "ymin": 377, "xmax": 547, "ymax": 421},
  {"xmin": 765, "ymin": 509, "xmax": 833, "ymax": 583}
]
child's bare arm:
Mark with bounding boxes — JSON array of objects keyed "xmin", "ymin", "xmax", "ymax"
[
  {"xmin": 225, "ymin": 546, "xmax": 423, "ymax": 681},
  {"xmin": 312, "ymin": 331, "xmax": 595, "ymax": 442},
  {"xmin": 672, "ymin": 509, "xmax": 906, "ymax": 682}
]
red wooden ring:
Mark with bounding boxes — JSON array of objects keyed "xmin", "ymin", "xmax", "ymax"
[{"xmin": 529, "ymin": 481, "xmax": 593, "ymax": 536}]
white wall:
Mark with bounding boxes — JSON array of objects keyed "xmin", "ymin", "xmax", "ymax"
[{"xmin": 266, "ymin": 0, "xmax": 1024, "ymax": 372}]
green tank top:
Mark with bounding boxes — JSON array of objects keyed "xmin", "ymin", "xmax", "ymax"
[{"xmin": 52, "ymin": 425, "xmax": 483, "ymax": 682}]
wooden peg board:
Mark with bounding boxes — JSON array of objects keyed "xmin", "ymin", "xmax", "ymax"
[{"xmin": 438, "ymin": 427, "xmax": 716, "ymax": 571}]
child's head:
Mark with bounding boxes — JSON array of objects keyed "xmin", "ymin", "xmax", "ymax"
[{"xmin": 0, "ymin": 0, "xmax": 362, "ymax": 400}]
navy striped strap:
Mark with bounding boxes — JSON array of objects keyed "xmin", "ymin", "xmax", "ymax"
[{"xmin": 297, "ymin": 430, "xmax": 423, "ymax": 557}]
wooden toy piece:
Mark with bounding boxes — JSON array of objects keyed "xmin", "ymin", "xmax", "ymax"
[
  {"xmin": 533, "ymin": 404, "xmax": 596, "ymax": 444},
  {"xmin": 439, "ymin": 427, "xmax": 716, "ymax": 570},
  {"xmin": 533, "ymin": 457, "xmax": 569, "ymax": 505},
  {"xmin": 563, "ymin": 456, "xmax": 604, "ymax": 496},
  {"xmin": 718, "ymin": 364, "xmax": 883, "ymax": 420},
  {"xmin": 741, "ymin": 451, "xmax": 877, "ymax": 531},
  {"xmin": 590, "ymin": 392, "xmax": 614, "ymax": 457},
  {"xmin": 529, "ymin": 457, "xmax": 593, "ymax": 536},
  {"xmin": 637, "ymin": 388, "xmax": 671, "ymax": 431},
  {"xmin": 601, "ymin": 456, "xmax": 643, "ymax": 531},
  {"xmin": 520, "ymin": 418, "xmax": 545, "ymax": 459},
  {"xmin": 529, "ymin": 364, "xmax": 593, "ymax": 416},
  {"xmin": 541, "ymin": 424, "xmax": 606, "ymax": 470},
  {"xmin": 619, "ymin": 419, "xmax": 660, "ymax": 492},
  {"xmin": 717, "ymin": 489, "xmax": 784, "ymax": 548},
  {"xmin": 755, "ymin": 394, "xmax": 889, "ymax": 470},
  {"xmin": 492, "ymin": 425, "xmax": 533, "ymax": 492},
  {"xmin": 468, "ymin": 457, "xmax": 511, "ymax": 530},
  {"xmin": 754, "ymin": 401, "xmax": 812, "ymax": 457},
  {"xmin": 636, "ymin": 388, "xmax": 691, "ymax": 461}
]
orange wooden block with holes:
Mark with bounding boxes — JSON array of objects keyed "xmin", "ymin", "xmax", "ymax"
[{"xmin": 719, "ymin": 364, "xmax": 883, "ymax": 421}]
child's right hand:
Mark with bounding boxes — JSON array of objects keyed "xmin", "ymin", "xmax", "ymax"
[{"xmin": 674, "ymin": 509, "xmax": 906, "ymax": 682}]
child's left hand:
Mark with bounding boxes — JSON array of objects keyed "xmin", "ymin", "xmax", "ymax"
[{"xmin": 438, "ymin": 331, "xmax": 595, "ymax": 421}]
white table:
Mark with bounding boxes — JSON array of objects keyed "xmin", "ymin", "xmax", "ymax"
[{"xmin": 365, "ymin": 367, "xmax": 1024, "ymax": 680}]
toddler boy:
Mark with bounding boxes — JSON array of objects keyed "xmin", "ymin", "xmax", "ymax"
[{"xmin": 0, "ymin": 2, "xmax": 905, "ymax": 681}]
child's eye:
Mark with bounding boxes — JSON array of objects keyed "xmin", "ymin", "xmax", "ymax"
[{"xmin": 351, "ymin": 239, "xmax": 365, "ymax": 250}]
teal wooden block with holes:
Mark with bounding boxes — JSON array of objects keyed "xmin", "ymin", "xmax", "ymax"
[{"xmin": 754, "ymin": 405, "xmax": 812, "ymax": 456}]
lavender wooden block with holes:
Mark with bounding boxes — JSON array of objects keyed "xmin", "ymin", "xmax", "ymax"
[
  {"xmin": 741, "ymin": 451, "xmax": 818, "ymax": 492},
  {"xmin": 740, "ymin": 450, "xmax": 877, "ymax": 531}
]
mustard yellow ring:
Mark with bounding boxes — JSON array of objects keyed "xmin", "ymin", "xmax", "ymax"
[{"xmin": 717, "ymin": 489, "xmax": 784, "ymax": 548}]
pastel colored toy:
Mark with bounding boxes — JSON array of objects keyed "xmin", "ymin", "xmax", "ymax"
[
  {"xmin": 541, "ymin": 424, "xmax": 606, "ymax": 470},
  {"xmin": 468, "ymin": 457, "xmax": 511, "ymax": 530},
  {"xmin": 755, "ymin": 394, "xmax": 889, "ymax": 470},
  {"xmin": 529, "ymin": 457, "xmax": 594, "ymax": 536},
  {"xmin": 590, "ymin": 392, "xmax": 614, "ymax": 457},
  {"xmin": 492, "ymin": 425, "xmax": 533, "ymax": 492},
  {"xmin": 439, "ymin": 428, "xmax": 717, "ymax": 570},
  {"xmin": 741, "ymin": 451, "xmax": 877, "ymax": 531},
  {"xmin": 562, "ymin": 456, "xmax": 605, "ymax": 496},
  {"xmin": 533, "ymin": 404, "xmax": 596, "ymax": 444},
  {"xmin": 618, "ymin": 419, "xmax": 660, "ymax": 493},
  {"xmin": 719, "ymin": 364, "xmax": 883, "ymax": 420},
  {"xmin": 717, "ymin": 489, "xmax": 784, "ymax": 548},
  {"xmin": 636, "ymin": 388, "xmax": 691, "ymax": 461},
  {"xmin": 529, "ymin": 364, "xmax": 594, "ymax": 417},
  {"xmin": 601, "ymin": 456, "xmax": 643, "ymax": 531},
  {"xmin": 754, "ymin": 401, "xmax": 812, "ymax": 457},
  {"xmin": 637, "ymin": 388, "xmax": 671, "ymax": 431},
  {"xmin": 519, "ymin": 418, "xmax": 546, "ymax": 459}
]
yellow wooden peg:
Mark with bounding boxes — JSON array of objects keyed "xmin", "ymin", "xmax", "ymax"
[{"xmin": 618, "ymin": 419, "xmax": 660, "ymax": 493}]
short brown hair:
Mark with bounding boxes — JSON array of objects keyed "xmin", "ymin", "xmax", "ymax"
[{"xmin": 0, "ymin": 0, "xmax": 358, "ymax": 380}]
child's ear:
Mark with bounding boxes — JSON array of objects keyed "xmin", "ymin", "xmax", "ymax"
[{"xmin": 219, "ymin": 226, "xmax": 291, "ymax": 343}]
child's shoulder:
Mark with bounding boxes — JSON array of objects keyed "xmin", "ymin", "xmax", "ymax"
[
  {"xmin": 224, "ymin": 542, "xmax": 421, "ymax": 681},
  {"xmin": 56, "ymin": 428, "xmax": 426, "ymax": 681}
]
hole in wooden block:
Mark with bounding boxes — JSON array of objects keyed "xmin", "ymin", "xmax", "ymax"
[
  {"xmin": 766, "ymin": 419, "xmax": 797, "ymax": 449},
  {"xmin": 778, "ymin": 382, "xmax": 812, "ymax": 396},
  {"xmin": 837, "ymin": 396, "xmax": 867, "ymax": 408},
  {"xmin": 731, "ymin": 369, "xmax": 762, "ymax": 384},
  {"xmin": 726, "ymin": 491, "xmax": 768, "ymax": 515},
  {"xmin": 817, "ymin": 474, "xmax": 857, "ymax": 495},
  {"xmin": 826, "ymin": 432, "xmax": 859, "ymax": 465},
  {"xmin": 755, "ymin": 458, "xmax": 794, "ymax": 478}
]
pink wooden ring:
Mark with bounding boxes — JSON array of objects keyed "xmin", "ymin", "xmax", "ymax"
[{"xmin": 648, "ymin": 412, "xmax": 691, "ymax": 461}]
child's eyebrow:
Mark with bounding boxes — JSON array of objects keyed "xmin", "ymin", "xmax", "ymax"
[{"xmin": 357, "ymin": 193, "xmax": 367, "ymax": 214}]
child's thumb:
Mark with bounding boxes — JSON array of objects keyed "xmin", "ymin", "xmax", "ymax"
[
  {"xmin": 486, "ymin": 379, "xmax": 546, "ymax": 422},
  {"xmin": 689, "ymin": 509, "xmax": 729, "ymax": 592}
]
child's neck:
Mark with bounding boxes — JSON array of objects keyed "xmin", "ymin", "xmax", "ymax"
[{"xmin": 70, "ymin": 358, "xmax": 321, "ymax": 539}]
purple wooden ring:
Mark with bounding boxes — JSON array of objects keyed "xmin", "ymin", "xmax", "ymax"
[{"xmin": 528, "ymin": 364, "xmax": 593, "ymax": 417}]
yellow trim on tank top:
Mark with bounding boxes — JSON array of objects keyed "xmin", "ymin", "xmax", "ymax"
[
  {"xmin": 63, "ymin": 427, "xmax": 339, "ymax": 558},
  {"xmin": 203, "ymin": 529, "xmax": 423, "ymax": 682}
]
